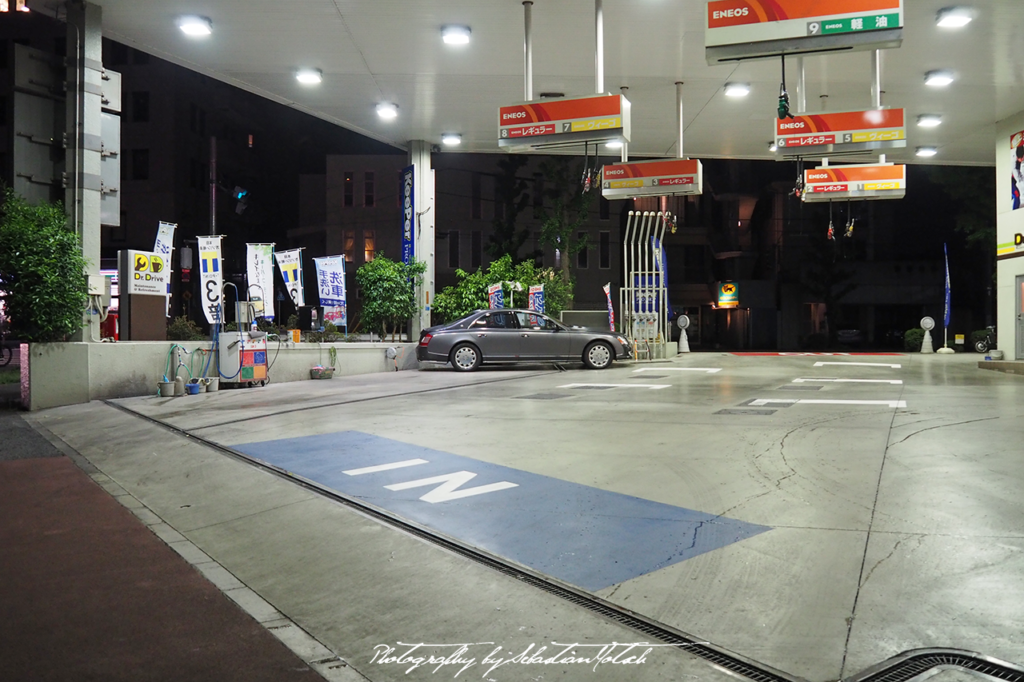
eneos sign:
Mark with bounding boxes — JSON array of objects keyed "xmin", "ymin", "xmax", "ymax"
[
  {"xmin": 775, "ymin": 108, "xmax": 905, "ymax": 155},
  {"xmin": 498, "ymin": 94, "xmax": 630, "ymax": 149},
  {"xmin": 802, "ymin": 164, "xmax": 906, "ymax": 202},
  {"xmin": 602, "ymin": 159, "xmax": 703, "ymax": 199}
]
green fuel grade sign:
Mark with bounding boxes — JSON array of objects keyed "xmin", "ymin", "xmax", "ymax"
[{"xmin": 809, "ymin": 13, "xmax": 900, "ymax": 36}]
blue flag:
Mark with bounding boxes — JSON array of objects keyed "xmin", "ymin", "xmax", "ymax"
[{"xmin": 943, "ymin": 243, "xmax": 951, "ymax": 328}]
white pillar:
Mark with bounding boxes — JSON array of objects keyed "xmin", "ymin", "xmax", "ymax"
[{"xmin": 408, "ymin": 140, "xmax": 435, "ymax": 338}]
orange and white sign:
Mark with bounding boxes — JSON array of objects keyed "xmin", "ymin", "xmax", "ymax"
[
  {"xmin": 776, "ymin": 108, "xmax": 905, "ymax": 154},
  {"xmin": 602, "ymin": 159, "xmax": 703, "ymax": 199},
  {"xmin": 498, "ymin": 94, "xmax": 630, "ymax": 149},
  {"xmin": 706, "ymin": 0, "xmax": 903, "ymax": 62},
  {"xmin": 802, "ymin": 164, "xmax": 906, "ymax": 202}
]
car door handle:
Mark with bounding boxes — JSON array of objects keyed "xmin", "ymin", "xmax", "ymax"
[
  {"xmin": 476, "ymin": 333, "xmax": 486, "ymax": 337},
  {"xmin": 521, "ymin": 334, "xmax": 529, "ymax": 338}
]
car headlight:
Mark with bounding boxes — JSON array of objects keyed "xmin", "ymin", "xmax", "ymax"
[{"xmin": 616, "ymin": 336, "xmax": 629, "ymax": 346}]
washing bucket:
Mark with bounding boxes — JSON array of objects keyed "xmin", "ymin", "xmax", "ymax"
[
  {"xmin": 206, "ymin": 377, "xmax": 219, "ymax": 392},
  {"xmin": 158, "ymin": 381, "xmax": 175, "ymax": 397}
]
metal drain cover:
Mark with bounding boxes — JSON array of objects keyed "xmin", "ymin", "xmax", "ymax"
[
  {"xmin": 632, "ymin": 375, "xmax": 667, "ymax": 379},
  {"xmin": 570, "ymin": 385, "xmax": 615, "ymax": 390},
  {"xmin": 715, "ymin": 409, "xmax": 777, "ymax": 416},
  {"xmin": 777, "ymin": 385, "xmax": 824, "ymax": 391},
  {"xmin": 514, "ymin": 393, "xmax": 573, "ymax": 400}
]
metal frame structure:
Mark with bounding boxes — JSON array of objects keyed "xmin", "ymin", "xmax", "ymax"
[{"xmin": 620, "ymin": 210, "xmax": 672, "ymax": 359}]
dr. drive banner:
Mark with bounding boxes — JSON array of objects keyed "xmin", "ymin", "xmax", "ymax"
[
  {"xmin": 314, "ymin": 256, "xmax": 347, "ymax": 327},
  {"xmin": 198, "ymin": 236, "xmax": 224, "ymax": 324},
  {"xmin": 246, "ymin": 243, "xmax": 275, "ymax": 320},
  {"xmin": 274, "ymin": 249, "xmax": 305, "ymax": 307}
]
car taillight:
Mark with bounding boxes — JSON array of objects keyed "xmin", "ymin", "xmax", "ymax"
[{"xmin": 418, "ymin": 333, "xmax": 432, "ymax": 346}]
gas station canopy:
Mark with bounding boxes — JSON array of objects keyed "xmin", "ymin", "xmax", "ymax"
[{"xmin": 56, "ymin": 1, "xmax": 1021, "ymax": 165}]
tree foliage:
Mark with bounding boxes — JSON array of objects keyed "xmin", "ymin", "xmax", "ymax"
[
  {"xmin": 485, "ymin": 155, "xmax": 533, "ymax": 262},
  {"xmin": 354, "ymin": 253, "xmax": 426, "ymax": 341},
  {"xmin": 800, "ymin": 232, "xmax": 857, "ymax": 347},
  {"xmin": 432, "ymin": 254, "xmax": 573, "ymax": 323},
  {"xmin": 538, "ymin": 157, "xmax": 596, "ymax": 302},
  {"xmin": 925, "ymin": 167, "xmax": 995, "ymax": 251},
  {"xmin": 0, "ymin": 189, "xmax": 88, "ymax": 342}
]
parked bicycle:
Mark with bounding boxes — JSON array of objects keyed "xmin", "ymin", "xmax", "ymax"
[{"xmin": 974, "ymin": 325, "xmax": 997, "ymax": 353}]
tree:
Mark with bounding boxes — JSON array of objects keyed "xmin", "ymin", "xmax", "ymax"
[
  {"xmin": 0, "ymin": 189, "xmax": 88, "ymax": 342},
  {"xmin": 538, "ymin": 157, "xmax": 596, "ymax": 304},
  {"xmin": 485, "ymin": 155, "xmax": 532, "ymax": 262},
  {"xmin": 433, "ymin": 254, "xmax": 573, "ymax": 323},
  {"xmin": 354, "ymin": 254, "xmax": 426, "ymax": 341},
  {"xmin": 800, "ymin": 232, "xmax": 857, "ymax": 347}
]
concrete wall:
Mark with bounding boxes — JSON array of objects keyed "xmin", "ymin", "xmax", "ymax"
[
  {"xmin": 22, "ymin": 341, "xmax": 419, "ymax": 411},
  {"xmin": 996, "ymin": 114, "xmax": 1024, "ymax": 360}
]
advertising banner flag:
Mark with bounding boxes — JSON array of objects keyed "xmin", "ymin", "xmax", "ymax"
[
  {"xmin": 401, "ymin": 165, "xmax": 415, "ymax": 264},
  {"xmin": 488, "ymin": 283, "xmax": 504, "ymax": 309},
  {"xmin": 274, "ymin": 249, "xmax": 305, "ymax": 307},
  {"xmin": 603, "ymin": 283, "xmax": 615, "ymax": 331},
  {"xmin": 153, "ymin": 221, "xmax": 176, "ymax": 317},
  {"xmin": 246, "ymin": 243, "xmax": 275, "ymax": 320},
  {"xmin": 314, "ymin": 256, "xmax": 347, "ymax": 327},
  {"xmin": 198, "ymin": 236, "xmax": 224, "ymax": 324},
  {"xmin": 528, "ymin": 284, "xmax": 545, "ymax": 313},
  {"xmin": 943, "ymin": 243, "xmax": 951, "ymax": 328}
]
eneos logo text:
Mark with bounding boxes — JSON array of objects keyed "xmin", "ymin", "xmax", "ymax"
[{"xmin": 712, "ymin": 7, "xmax": 749, "ymax": 19}]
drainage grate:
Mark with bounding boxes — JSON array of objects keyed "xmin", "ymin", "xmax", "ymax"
[
  {"xmin": 715, "ymin": 409, "xmax": 777, "ymax": 416},
  {"xmin": 570, "ymin": 385, "xmax": 615, "ymax": 390},
  {"xmin": 514, "ymin": 393, "xmax": 573, "ymax": 400},
  {"xmin": 777, "ymin": 385, "xmax": 823, "ymax": 391},
  {"xmin": 846, "ymin": 649, "xmax": 1024, "ymax": 682},
  {"xmin": 632, "ymin": 375, "xmax": 667, "ymax": 379}
]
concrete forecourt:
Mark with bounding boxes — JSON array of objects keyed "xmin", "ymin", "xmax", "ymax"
[{"xmin": 22, "ymin": 352, "xmax": 1024, "ymax": 682}]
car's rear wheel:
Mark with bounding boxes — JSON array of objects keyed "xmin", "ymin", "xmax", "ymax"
[
  {"xmin": 583, "ymin": 341, "xmax": 613, "ymax": 370},
  {"xmin": 449, "ymin": 342, "xmax": 482, "ymax": 372}
]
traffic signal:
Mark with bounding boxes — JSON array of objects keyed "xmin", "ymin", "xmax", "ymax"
[{"xmin": 234, "ymin": 186, "xmax": 249, "ymax": 214}]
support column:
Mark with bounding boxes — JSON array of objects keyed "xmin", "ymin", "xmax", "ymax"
[
  {"xmin": 65, "ymin": 0, "xmax": 103, "ymax": 342},
  {"xmin": 408, "ymin": 140, "xmax": 435, "ymax": 338}
]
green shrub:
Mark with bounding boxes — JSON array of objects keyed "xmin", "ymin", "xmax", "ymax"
[
  {"xmin": 355, "ymin": 254, "xmax": 426, "ymax": 341},
  {"xmin": 433, "ymin": 254, "xmax": 573, "ymax": 323},
  {"xmin": 904, "ymin": 328, "xmax": 924, "ymax": 352},
  {"xmin": 0, "ymin": 189, "xmax": 88, "ymax": 342},
  {"xmin": 167, "ymin": 315, "xmax": 206, "ymax": 341}
]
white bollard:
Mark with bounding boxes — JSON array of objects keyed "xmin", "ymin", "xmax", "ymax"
[
  {"xmin": 920, "ymin": 329, "xmax": 934, "ymax": 354},
  {"xmin": 678, "ymin": 329, "xmax": 690, "ymax": 354}
]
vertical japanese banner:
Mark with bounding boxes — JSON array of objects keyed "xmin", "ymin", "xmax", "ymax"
[
  {"xmin": 198, "ymin": 236, "xmax": 224, "ymax": 324},
  {"xmin": 401, "ymin": 165, "xmax": 415, "ymax": 264},
  {"xmin": 314, "ymin": 256, "xmax": 347, "ymax": 327},
  {"xmin": 274, "ymin": 249, "xmax": 305, "ymax": 307},
  {"xmin": 246, "ymin": 243, "xmax": 275, "ymax": 320},
  {"xmin": 153, "ymin": 221, "xmax": 176, "ymax": 316},
  {"xmin": 603, "ymin": 283, "xmax": 615, "ymax": 331},
  {"xmin": 528, "ymin": 284, "xmax": 544, "ymax": 313},
  {"xmin": 487, "ymin": 283, "xmax": 504, "ymax": 309}
]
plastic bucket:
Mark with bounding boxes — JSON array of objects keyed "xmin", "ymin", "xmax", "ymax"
[
  {"xmin": 158, "ymin": 382, "xmax": 175, "ymax": 397},
  {"xmin": 206, "ymin": 377, "xmax": 219, "ymax": 392},
  {"xmin": 185, "ymin": 382, "xmax": 201, "ymax": 395}
]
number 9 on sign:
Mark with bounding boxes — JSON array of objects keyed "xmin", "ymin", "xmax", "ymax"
[{"xmin": 807, "ymin": 21, "xmax": 820, "ymax": 35}]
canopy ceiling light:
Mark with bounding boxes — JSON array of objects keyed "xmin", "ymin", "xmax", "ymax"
[
  {"xmin": 916, "ymin": 146, "xmax": 939, "ymax": 157},
  {"xmin": 177, "ymin": 15, "xmax": 212, "ymax": 37},
  {"xmin": 936, "ymin": 7, "xmax": 975, "ymax": 28},
  {"xmin": 605, "ymin": 140, "xmax": 623, "ymax": 149},
  {"xmin": 376, "ymin": 102, "xmax": 399, "ymax": 120},
  {"xmin": 441, "ymin": 25, "xmax": 471, "ymax": 45},
  {"xmin": 295, "ymin": 68, "xmax": 323, "ymax": 85},
  {"xmin": 917, "ymin": 114, "xmax": 943, "ymax": 127},
  {"xmin": 768, "ymin": 142, "xmax": 778, "ymax": 152},
  {"xmin": 925, "ymin": 70, "xmax": 955, "ymax": 87},
  {"xmin": 441, "ymin": 133, "xmax": 462, "ymax": 146},
  {"xmin": 724, "ymin": 82, "xmax": 750, "ymax": 97}
]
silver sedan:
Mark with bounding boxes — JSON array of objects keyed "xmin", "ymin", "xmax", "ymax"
[{"xmin": 416, "ymin": 309, "xmax": 632, "ymax": 372}]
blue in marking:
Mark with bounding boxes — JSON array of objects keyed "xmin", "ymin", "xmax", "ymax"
[{"xmin": 235, "ymin": 431, "xmax": 770, "ymax": 591}]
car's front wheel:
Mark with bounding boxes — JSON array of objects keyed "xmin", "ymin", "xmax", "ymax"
[
  {"xmin": 583, "ymin": 341, "xmax": 613, "ymax": 370},
  {"xmin": 449, "ymin": 342, "xmax": 482, "ymax": 372}
]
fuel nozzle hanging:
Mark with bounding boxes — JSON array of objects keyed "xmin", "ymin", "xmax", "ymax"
[{"xmin": 778, "ymin": 54, "xmax": 794, "ymax": 120}]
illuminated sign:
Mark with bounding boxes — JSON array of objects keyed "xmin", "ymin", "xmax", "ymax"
[
  {"xmin": 706, "ymin": 0, "xmax": 903, "ymax": 63},
  {"xmin": 125, "ymin": 250, "xmax": 167, "ymax": 296},
  {"xmin": 498, "ymin": 94, "xmax": 630, "ymax": 149},
  {"xmin": 802, "ymin": 164, "xmax": 906, "ymax": 202},
  {"xmin": 718, "ymin": 282, "xmax": 739, "ymax": 308},
  {"xmin": 776, "ymin": 108, "xmax": 905, "ymax": 155},
  {"xmin": 602, "ymin": 159, "xmax": 703, "ymax": 199}
]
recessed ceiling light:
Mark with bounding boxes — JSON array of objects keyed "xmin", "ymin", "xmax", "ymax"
[
  {"xmin": 605, "ymin": 140, "xmax": 623, "ymax": 149},
  {"xmin": 936, "ymin": 7, "xmax": 975, "ymax": 28},
  {"xmin": 376, "ymin": 102, "xmax": 399, "ymax": 120},
  {"xmin": 441, "ymin": 133, "xmax": 462, "ymax": 146},
  {"xmin": 917, "ymin": 114, "xmax": 943, "ymax": 128},
  {"xmin": 177, "ymin": 15, "xmax": 212, "ymax": 37},
  {"xmin": 441, "ymin": 25, "xmax": 471, "ymax": 45},
  {"xmin": 916, "ymin": 146, "xmax": 939, "ymax": 157},
  {"xmin": 925, "ymin": 70, "xmax": 955, "ymax": 87},
  {"xmin": 768, "ymin": 142, "xmax": 778, "ymax": 152},
  {"xmin": 295, "ymin": 68, "xmax": 323, "ymax": 85},
  {"xmin": 724, "ymin": 82, "xmax": 750, "ymax": 97}
]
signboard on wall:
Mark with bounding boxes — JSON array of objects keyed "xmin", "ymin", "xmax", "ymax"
[
  {"xmin": 801, "ymin": 163, "xmax": 906, "ymax": 202},
  {"xmin": 125, "ymin": 250, "xmax": 167, "ymax": 296},
  {"xmin": 775, "ymin": 108, "xmax": 905, "ymax": 155},
  {"xmin": 498, "ymin": 94, "xmax": 630, "ymax": 149},
  {"xmin": 602, "ymin": 159, "xmax": 703, "ymax": 199},
  {"xmin": 718, "ymin": 282, "xmax": 739, "ymax": 308},
  {"xmin": 705, "ymin": 0, "xmax": 903, "ymax": 63},
  {"xmin": 401, "ymin": 165, "xmax": 415, "ymax": 264}
]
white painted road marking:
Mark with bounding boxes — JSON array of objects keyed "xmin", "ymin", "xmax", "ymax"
[
  {"xmin": 560, "ymin": 383, "xmax": 671, "ymax": 390},
  {"xmin": 813, "ymin": 361, "xmax": 902, "ymax": 368},
  {"xmin": 751, "ymin": 398, "xmax": 907, "ymax": 408},
  {"xmin": 384, "ymin": 472, "xmax": 519, "ymax": 503},
  {"xmin": 633, "ymin": 367, "xmax": 722, "ymax": 374},
  {"xmin": 343, "ymin": 459, "xmax": 429, "ymax": 476},
  {"xmin": 793, "ymin": 378, "xmax": 903, "ymax": 385}
]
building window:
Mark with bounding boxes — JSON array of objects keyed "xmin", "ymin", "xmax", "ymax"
[
  {"xmin": 599, "ymin": 231, "xmax": 610, "ymax": 269},
  {"xmin": 471, "ymin": 173, "xmax": 481, "ymax": 219},
  {"xmin": 471, "ymin": 231, "xmax": 482, "ymax": 269},
  {"xmin": 343, "ymin": 230, "xmax": 355, "ymax": 263},
  {"xmin": 343, "ymin": 172, "xmax": 354, "ymax": 207},
  {"xmin": 364, "ymin": 171, "xmax": 375, "ymax": 207},
  {"xmin": 448, "ymin": 230, "xmax": 460, "ymax": 269},
  {"xmin": 576, "ymin": 231, "xmax": 589, "ymax": 269},
  {"xmin": 599, "ymin": 196, "xmax": 610, "ymax": 220},
  {"xmin": 131, "ymin": 149, "xmax": 149, "ymax": 181},
  {"xmin": 131, "ymin": 91, "xmax": 149, "ymax": 123},
  {"xmin": 363, "ymin": 230, "xmax": 376, "ymax": 262}
]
